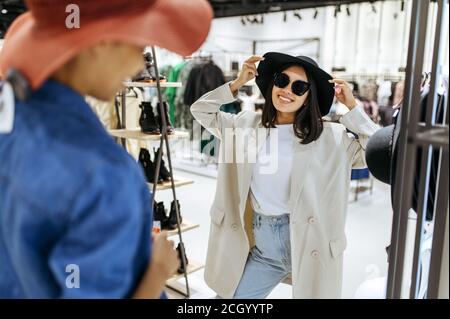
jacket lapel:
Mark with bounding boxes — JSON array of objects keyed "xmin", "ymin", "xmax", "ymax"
[{"xmin": 237, "ymin": 119, "xmax": 268, "ymax": 214}]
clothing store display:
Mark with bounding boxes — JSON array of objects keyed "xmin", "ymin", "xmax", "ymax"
[
  {"xmin": 360, "ymin": 99, "xmax": 380, "ymax": 123},
  {"xmin": 377, "ymin": 81, "xmax": 392, "ymax": 107},
  {"xmin": 351, "ymin": 168, "xmax": 370, "ymax": 180},
  {"xmin": 132, "ymin": 52, "xmax": 167, "ymax": 83},
  {"xmin": 139, "ymin": 101, "xmax": 160, "ymax": 135},
  {"xmin": 191, "ymin": 82, "xmax": 379, "ymax": 299},
  {"xmin": 250, "ymin": 124, "xmax": 295, "ymax": 216},
  {"xmin": 153, "ymin": 200, "xmax": 182, "ymax": 231},
  {"xmin": 184, "ymin": 61, "xmax": 226, "ymax": 107},
  {"xmin": 156, "ymin": 101, "xmax": 174, "ymax": 135},
  {"xmin": 168, "ymin": 200, "xmax": 183, "ymax": 230},
  {"xmin": 220, "ymin": 101, "xmax": 242, "ymax": 114},
  {"xmin": 393, "ymin": 81, "xmax": 405, "ymax": 106},
  {"xmin": 85, "ymin": 96, "xmax": 118, "ymax": 130},
  {"xmin": 0, "ymin": 0, "xmax": 213, "ymax": 90},
  {"xmin": 176, "ymin": 243, "xmax": 189, "ymax": 274},
  {"xmin": 360, "ymin": 80, "xmax": 378, "ymax": 102},
  {"xmin": 153, "ymin": 148, "xmax": 171, "ymax": 183},
  {"xmin": 173, "ymin": 59, "xmax": 225, "ymax": 136},
  {"xmin": 378, "ymin": 105, "xmax": 396, "ymax": 127},
  {"xmin": 139, "ymin": 148, "xmax": 163, "ymax": 184},
  {"xmin": 174, "ymin": 61, "xmax": 199, "ymax": 130},
  {"xmin": 0, "ymin": 80, "xmax": 153, "ymax": 298},
  {"xmin": 154, "ymin": 201, "xmax": 169, "ymax": 230},
  {"xmin": 165, "ymin": 61, "xmax": 187, "ymax": 123},
  {"xmin": 256, "ymin": 52, "xmax": 334, "ymax": 116}
]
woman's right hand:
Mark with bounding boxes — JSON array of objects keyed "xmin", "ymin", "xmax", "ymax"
[
  {"xmin": 133, "ymin": 232, "xmax": 179, "ymax": 299},
  {"xmin": 151, "ymin": 231, "xmax": 179, "ymax": 279},
  {"xmin": 230, "ymin": 55, "xmax": 265, "ymax": 95}
]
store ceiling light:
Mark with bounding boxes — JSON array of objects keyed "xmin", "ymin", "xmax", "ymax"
[
  {"xmin": 371, "ymin": 3, "xmax": 377, "ymax": 13},
  {"xmin": 269, "ymin": 5, "xmax": 282, "ymax": 12},
  {"xmin": 334, "ymin": 5, "xmax": 340, "ymax": 18},
  {"xmin": 2, "ymin": 9, "xmax": 8, "ymax": 14},
  {"xmin": 293, "ymin": 10, "xmax": 302, "ymax": 21}
]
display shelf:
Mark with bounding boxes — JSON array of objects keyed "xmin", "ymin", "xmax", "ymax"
[
  {"xmin": 123, "ymin": 81, "xmax": 182, "ymax": 88},
  {"xmin": 167, "ymin": 259, "xmax": 204, "ymax": 282},
  {"xmin": 146, "ymin": 176, "xmax": 194, "ymax": 191},
  {"xmin": 166, "ymin": 220, "xmax": 200, "ymax": 237},
  {"xmin": 109, "ymin": 129, "xmax": 189, "ymax": 141}
]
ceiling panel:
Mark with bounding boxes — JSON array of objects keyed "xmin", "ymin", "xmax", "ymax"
[{"xmin": 209, "ymin": 0, "xmax": 386, "ymax": 18}]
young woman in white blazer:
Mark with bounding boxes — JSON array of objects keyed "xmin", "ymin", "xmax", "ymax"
[{"xmin": 190, "ymin": 52, "xmax": 380, "ymax": 299}]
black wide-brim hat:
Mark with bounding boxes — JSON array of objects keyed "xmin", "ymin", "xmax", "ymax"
[
  {"xmin": 365, "ymin": 125, "xmax": 395, "ymax": 185},
  {"xmin": 256, "ymin": 52, "xmax": 335, "ymax": 116}
]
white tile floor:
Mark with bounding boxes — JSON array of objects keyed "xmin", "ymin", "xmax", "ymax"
[{"xmin": 156, "ymin": 169, "xmax": 393, "ymax": 299}]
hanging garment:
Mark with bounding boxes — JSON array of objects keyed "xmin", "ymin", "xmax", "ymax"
[
  {"xmin": 164, "ymin": 61, "xmax": 186, "ymax": 124},
  {"xmin": 85, "ymin": 96, "xmax": 117, "ymax": 130},
  {"xmin": 179, "ymin": 60, "xmax": 225, "ymax": 138},
  {"xmin": 174, "ymin": 60, "xmax": 202, "ymax": 130},
  {"xmin": 360, "ymin": 80, "xmax": 379, "ymax": 102},
  {"xmin": 393, "ymin": 81, "xmax": 405, "ymax": 106},
  {"xmin": 183, "ymin": 61, "xmax": 225, "ymax": 107},
  {"xmin": 377, "ymin": 81, "xmax": 392, "ymax": 107}
]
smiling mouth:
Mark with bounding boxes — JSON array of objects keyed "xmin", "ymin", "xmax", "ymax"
[{"xmin": 278, "ymin": 95, "xmax": 294, "ymax": 103}]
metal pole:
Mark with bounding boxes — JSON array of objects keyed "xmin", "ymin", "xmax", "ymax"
[
  {"xmin": 427, "ymin": 148, "xmax": 449, "ymax": 298},
  {"xmin": 386, "ymin": 0, "xmax": 430, "ymax": 299},
  {"xmin": 120, "ymin": 89, "xmax": 127, "ymax": 147},
  {"xmin": 409, "ymin": 0, "xmax": 447, "ymax": 299},
  {"xmin": 375, "ymin": 1, "xmax": 385, "ymax": 74},
  {"xmin": 151, "ymin": 46, "xmax": 190, "ymax": 298},
  {"xmin": 427, "ymin": 78, "xmax": 450, "ymax": 298}
]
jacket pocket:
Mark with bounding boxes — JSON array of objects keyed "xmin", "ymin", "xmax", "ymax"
[
  {"xmin": 210, "ymin": 206, "xmax": 225, "ymax": 227},
  {"xmin": 329, "ymin": 236, "xmax": 347, "ymax": 259}
]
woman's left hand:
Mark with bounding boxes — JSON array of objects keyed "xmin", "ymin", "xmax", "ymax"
[{"xmin": 329, "ymin": 79, "xmax": 357, "ymax": 110}]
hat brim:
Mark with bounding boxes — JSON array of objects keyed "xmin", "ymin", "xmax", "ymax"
[
  {"xmin": 365, "ymin": 125, "xmax": 395, "ymax": 185},
  {"xmin": 0, "ymin": 0, "xmax": 212, "ymax": 89},
  {"xmin": 256, "ymin": 52, "xmax": 335, "ymax": 116}
]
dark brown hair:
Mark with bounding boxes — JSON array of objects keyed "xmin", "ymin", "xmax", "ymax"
[{"xmin": 261, "ymin": 70, "xmax": 323, "ymax": 144}]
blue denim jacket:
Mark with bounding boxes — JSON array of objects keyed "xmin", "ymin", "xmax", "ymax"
[{"xmin": 0, "ymin": 80, "xmax": 156, "ymax": 298}]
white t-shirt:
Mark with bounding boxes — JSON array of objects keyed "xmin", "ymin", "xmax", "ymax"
[{"xmin": 250, "ymin": 124, "xmax": 296, "ymax": 216}]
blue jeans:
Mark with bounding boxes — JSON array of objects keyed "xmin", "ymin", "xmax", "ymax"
[{"xmin": 233, "ymin": 212, "xmax": 292, "ymax": 299}]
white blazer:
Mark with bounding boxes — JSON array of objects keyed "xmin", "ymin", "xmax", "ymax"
[{"xmin": 191, "ymin": 83, "xmax": 380, "ymax": 299}]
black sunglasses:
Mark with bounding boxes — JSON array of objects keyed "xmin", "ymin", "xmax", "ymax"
[{"xmin": 273, "ymin": 72, "xmax": 311, "ymax": 97}]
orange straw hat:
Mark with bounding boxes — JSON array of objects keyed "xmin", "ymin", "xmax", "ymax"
[{"xmin": 0, "ymin": 0, "xmax": 213, "ymax": 90}]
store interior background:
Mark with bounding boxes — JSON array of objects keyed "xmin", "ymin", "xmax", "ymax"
[{"xmin": 0, "ymin": 0, "xmax": 448, "ymax": 299}]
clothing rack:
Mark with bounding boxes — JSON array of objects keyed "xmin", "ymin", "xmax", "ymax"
[{"xmin": 184, "ymin": 50, "xmax": 213, "ymax": 61}]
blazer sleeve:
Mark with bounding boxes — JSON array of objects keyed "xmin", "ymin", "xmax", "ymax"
[
  {"xmin": 190, "ymin": 82, "xmax": 239, "ymax": 140},
  {"xmin": 339, "ymin": 104, "xmax": 380, "ymax": 168}
]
